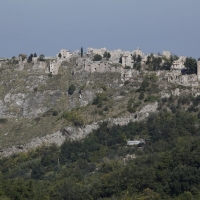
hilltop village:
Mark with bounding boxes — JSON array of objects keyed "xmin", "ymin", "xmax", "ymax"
[{"xmin": 1, "ymin": 47, "xmax": 200, "ymax": 85}]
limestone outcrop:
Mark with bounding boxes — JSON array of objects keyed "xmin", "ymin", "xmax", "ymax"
[{"xmin": 0, "ymin": 102, "xmax": 158, "ymax": 158}]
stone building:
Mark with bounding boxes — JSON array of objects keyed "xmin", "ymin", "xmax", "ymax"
[
  {"xmin": 171, "ymin": 56, "xmax": 186, "ymax": 70},
  {"xmin": 86, "ymin": 48, "xmax": 107, "ymax": 57},
  {"xmin": 122, "ymin": 52, "xmax": 133, "ymax": 67},
  {"xmin": 57, "ymin": 49, "xmax": 72, "ymax": 59},
  {"xmin": 49, "ymin": 60, "xmax": 59, "ymax": 75},
  {"xmin": 121, "ymin": 48, "xmax": 145, "ymax": 67}
]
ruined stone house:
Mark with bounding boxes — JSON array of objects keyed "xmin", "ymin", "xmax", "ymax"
[{"xmin": 57, "ymin": 49, "xmax": 72, "ymax": 59}]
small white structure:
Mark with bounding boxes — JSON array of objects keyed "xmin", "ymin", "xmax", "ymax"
[
  {"xmin": 121, "ymin": 48, "xmax": 145, "ymax": 67},
  {"xmin": 57, "ymin": 49, "xmax": 72, "ymax": 59},
  {"xmin": 171, "ymin": 56, "xmax": 186, "ymax": 70},
  {"xmin": 49, "ymin": 60, "xmax": 59, "ymax": 75},
  {"xmin": 122, "ymin": 53, "xmax": 133, "ymax": 67},
  {"xmin": 86, "ymin": 48, "xmax": 107, "ymax": 57},
  {"xmin": 127, "ymin": 140, "xmax": 145, "ymax": 146}
]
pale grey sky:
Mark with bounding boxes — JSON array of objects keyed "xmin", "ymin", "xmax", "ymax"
[{"xmin": 0, "ymin": 0, "xmax": 200, "ymax": 58}]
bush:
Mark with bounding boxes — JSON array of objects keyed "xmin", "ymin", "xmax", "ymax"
[
  {"xmin": 93, "ymin": 54, "xmax": 102, "ymax": 61},
  {"xmin": 103, "ymin": 52, "xmax": 111, "ymax": 59},
  {"xmin": 101, "ymin": 85, "xmax": 107, "ymax": 91},
  {"xmin": 144, "ymin": 95, "xmax": 159, "ymax": 102},
  {"xmin": 48, "ymin": 73, "xmax": 52, "ymax": 77},
  {"xmin": 52, "ymin": 110, "xmax": 59, "ymax": 116},
  {"xmin": 62, "ymin": 111, "xmax": 84, "ymax": 126},
  {"xmin": 127, "ymin": 98, "xmax": 140, "ymax": 113},
  {"xmin": 93, "ymin": 93, "xmax": 108, "ymax": 107},
  {"xmin": 0, "ymin": 118, "xmax": 7, "ymax": 124},
  {"xmin": 139, "ymin": 92, "xmax": 144, "ymax": 100},
  {"xmin": 137, "ymin": 74, "xmax": 158, "ymax": 92},
  {"xmin": 68, "ymin": 84, "xmax": 76, "ymax": 95},
  {"xmin": 38, "ymin": 54, "xmax": 45, "ymax": 61},
  {"xmin": 124, "ymin": 66, "xmax": 131, "ymax": 69}
]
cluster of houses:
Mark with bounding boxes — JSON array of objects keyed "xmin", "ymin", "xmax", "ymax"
[{"xmin": 1, "ymin": 47, "xmax": 199, "ymax": 79}]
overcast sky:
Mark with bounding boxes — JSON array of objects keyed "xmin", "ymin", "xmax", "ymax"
[{"xmin": 0, "ymin": 0, "xmax": 200, "ymax": 58}]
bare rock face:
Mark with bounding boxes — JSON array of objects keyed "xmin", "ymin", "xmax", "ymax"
[
  {"xmin": 0, "ymin": 102, "xmax": 158, "ymax": 158},
  {"xmin": 22, "ymin": 92, "xmax": 48, "ymax": 118},
  {"xmin": 79, "ymin": 90, "xmax": 95, "ymax": 107},
  {"xmin": 2, "ymin": 90, "xmax": 63, "ymax": 118},
  {"xmin": 0, "ymin": 131, "xmax": 65, "ymax": 158}
]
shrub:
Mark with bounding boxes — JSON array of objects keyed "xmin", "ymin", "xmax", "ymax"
[
  {"xmin": 137, "ymin": 74, "xmax": 158, "ymax": 92},
  {"xmin": 48, "ymin": 73, "xmax": 52, "ymax": 77},
  {"xmin": 124, "ymin": 66, "xmax": 131, "ymax": 69},
  {"xmin": 144, "ymin": 95, "xmax": 159, "ymax": 102},
  {"xmin": 93, "ymin": 54, "xmax": 102, "ymax": 61},
  {"xmin": 139, "ymin": 92, "xmax": 144, "ymax": 100},
  {"xmin": 124, "ymin": 80, "xmax": 130, "ymax": 85},
  {"xmin": 38, "ymin": 54, "xmax": 45, "ymax": 61},
  {"xmin": 62, "ymin": 111, "xmax": 84, "ymax": 126},
  {"xmin": 33, "ymin": 87, "xmax": 38, "ymax": 92},
  {"xmin": 52, "ymin": 111, "xmax": 59, "ymax": 116},
  {"xmin": 68, "ymin": 84, "xmax": 76, "ymax": 95},
  {"xmin": 103, "ymin": 52, "xmax": 111, "ymax": 59},
  {"xmin": 101, "ymin": 85, "xmax": 107, "ymax": 91},
  {"xmin": 0, "ymin": 118, "xmax": 7, "ymax": 124},
  {"xmin": 93, "ymin": 93, "xmax": 108, "ymax": 107},
  {"xmin": 127, "ymin": 98, "xmax": 140, "ymax": 113}
]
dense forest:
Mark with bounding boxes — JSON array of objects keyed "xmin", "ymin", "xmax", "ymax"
[{"xmin": 0, "ymin": 107, "xmax": 200, "ymax": 199}]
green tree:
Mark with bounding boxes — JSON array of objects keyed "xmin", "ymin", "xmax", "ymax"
[
  {"xmin": 184, "ymin": 57, "xmax": 197, "ymax": 74},
  {"xmin": 27, "ymin": 54, "xmax": 33, "ymax": 63},
  {"xmin": 58, "ymin": 53, "xmax": 62, "ymax": 58},
  {"xmin": 81, "ymin": 47, "xmax": 83, "ymax": 57},
  {"xmin": 103, "ymin": 52, "xmax": 111, "ymax": 59},
  {"xmin": 38, "ymin": 54, "xmax": 45, "ymax": 61},
  {"xmin": 93, "ymin": 54, "xmax": 102, "ymax": 61},
  {"xmin": 68, "ymin": 84, "xmax": 76, "ymax": 95}
]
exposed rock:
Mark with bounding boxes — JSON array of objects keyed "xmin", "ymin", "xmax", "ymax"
[
  {"xmin": 0, "ymin": 131, "xmax": 65, "ymax": 158},
  {"xmin": 0, "ymin": 102, "xmax": 158, "ymax": 158}
]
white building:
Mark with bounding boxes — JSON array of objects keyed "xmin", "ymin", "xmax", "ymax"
[
  {"xmin": 171, "ymin": 56, "xmax": 186, "ymax": 70},
  {"xmin": 122, "ymin": 52, "xmax": 133, "ymax": 67},
  {"xmin": 57, "ymin": 49, "xmax": 72, "ymax": 59},
  {"xmin": 86, "ymin": 48, "xmax": 107, "ymax": 57},
  {"xmin": 121, "ymin": 48, "xmax": 145, "ymax": 67},
  {"xmin": 49, "ymin": 60, "xmax": 59, "ymax": 75},
  {"xmin": 127, "ymin": 140, "xmax": 145, "ymax": 146}
]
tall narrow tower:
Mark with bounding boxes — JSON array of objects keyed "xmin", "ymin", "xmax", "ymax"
[{"xmin": 197, "ymin": 60, "xmax": 200, "ymax": 81}]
